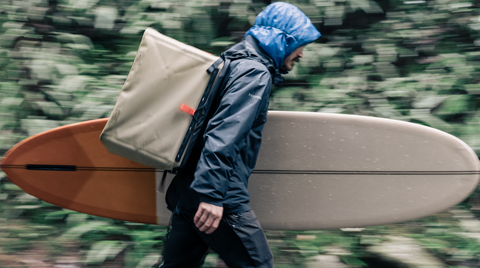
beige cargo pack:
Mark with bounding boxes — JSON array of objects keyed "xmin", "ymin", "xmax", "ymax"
[{"xmin": 100, "ymin": 28, "xmax": 223, "ymax": 170}]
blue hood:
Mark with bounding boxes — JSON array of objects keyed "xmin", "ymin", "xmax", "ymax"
[{"xmin": 245, "ymin": 2, "xmax": 321, "ymax": 68}]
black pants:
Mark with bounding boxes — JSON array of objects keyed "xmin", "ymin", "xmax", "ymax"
[{"xmin": 160, "ymin": 209, "xmax": 273, "ymax": 268}]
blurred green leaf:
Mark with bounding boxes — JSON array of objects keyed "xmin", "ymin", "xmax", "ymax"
[
  {"xmin": 59, "ymin": 221, "xmax": 109, "ymax": 240},
  {"xmin": 20, "ymin": 118, "xmax": 59, "ymax": 136},
  {"xmin": 434, "ymin": 95, "xmax": 474, "ymax": 116},
  {"xmin": 85, "ymin": 240, "xmax": 128, "ymax": 265},
  {"xmin": 64, "ymin": 0, "xmax": 101, "ymax": 10},
  {"xmin": 134, "ymin": 253, "xmax": 161, "ymax": 268},
  {"xmin": 56, "ymin": 33, "xmax": 94, "ymax": 50},
  {"xmin": 94, "ymin": 7, "xmax": 118, "ymax": 30},
  {"xmin": 408, "ymin": 110, "xmax": 454, "ymax": 133}
]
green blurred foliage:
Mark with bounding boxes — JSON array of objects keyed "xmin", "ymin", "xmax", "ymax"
[{"xmin": 1, "ymin": 0, "xmax": 480, "ymax": 267}]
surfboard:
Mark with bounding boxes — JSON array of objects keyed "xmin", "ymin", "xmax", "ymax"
[{"xmin": 1, "ymin": 111, "xmax": 479, "ymax": 230}]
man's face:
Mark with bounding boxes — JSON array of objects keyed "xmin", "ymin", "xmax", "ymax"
[{"xmin": 281, "ymin": 46, "xmax": 304, "ymax": 71}]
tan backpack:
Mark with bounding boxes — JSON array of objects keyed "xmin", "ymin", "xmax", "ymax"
[{"xmin": 100, "ymin": 28, "xmax": 228, "ymax": 173}]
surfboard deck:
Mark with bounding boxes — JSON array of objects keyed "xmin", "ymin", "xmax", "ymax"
[{"xmin": 1, "ymin": 111, "xmax": 479, "ymax": 230}]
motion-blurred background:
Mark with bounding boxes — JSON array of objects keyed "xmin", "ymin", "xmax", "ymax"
[{"xmin": 1, "ymin": 0, "xmax": 480, "ymax": 267}]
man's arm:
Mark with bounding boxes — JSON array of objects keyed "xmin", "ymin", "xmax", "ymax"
[{"xmin": 190, "ymin": 61, "xmax": 272, "ymax": 233}]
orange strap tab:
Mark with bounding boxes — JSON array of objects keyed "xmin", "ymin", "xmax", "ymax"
[{"xmin": 180, "ymin": 104, "xmax": 195, "ymax": 116}]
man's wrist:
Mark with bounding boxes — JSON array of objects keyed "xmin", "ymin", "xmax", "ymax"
[{"xmin": 198, "ymin": 195, "xmax": 223, "ymax": 207}]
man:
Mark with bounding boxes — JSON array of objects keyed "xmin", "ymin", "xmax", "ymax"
[{"xmin": 157, "ymin": 2, "xmax": 321, "ymax": 267}]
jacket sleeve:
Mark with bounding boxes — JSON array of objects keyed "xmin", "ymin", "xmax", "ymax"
[{"xmin": 189, "ymin": 61, "xmax": 272, "ymax": 206}]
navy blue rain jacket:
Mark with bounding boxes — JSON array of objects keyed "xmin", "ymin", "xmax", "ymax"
[{"xmin": 167, "ymin": 2, "xmax": 321, "ymax": 215}]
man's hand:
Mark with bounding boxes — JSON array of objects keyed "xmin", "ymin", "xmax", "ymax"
[{"xmin": 194, "ymin": 202, "xmax": 223, "ymax": 234}]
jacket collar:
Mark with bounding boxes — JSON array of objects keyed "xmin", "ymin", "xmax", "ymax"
[{"xmin": 223, "ymin": 36, "xmax": 285, "ymax": 86}]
